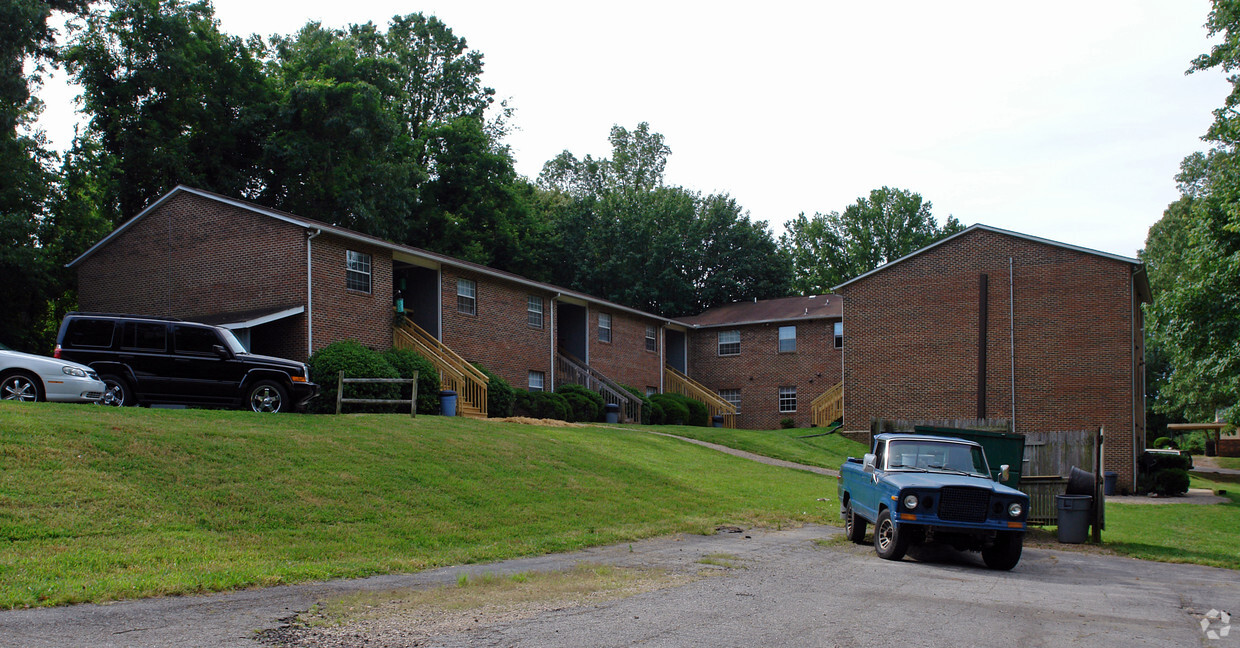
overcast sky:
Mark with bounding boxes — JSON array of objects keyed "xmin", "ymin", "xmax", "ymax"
[{"xmin": 37, "ymin": 0, "xmax": 1231, "ymax": 258}]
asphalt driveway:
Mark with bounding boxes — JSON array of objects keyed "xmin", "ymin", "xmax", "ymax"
[{"xmin": 1, "ymin": 524, "xmax": 1234, "ymax": 647}]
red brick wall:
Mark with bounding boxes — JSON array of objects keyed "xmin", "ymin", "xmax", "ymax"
[
  {"xmin": 77, "ymin": 192, "xmax": 310, "ymax": 359},
  {"xmin": 586, "ymin": 308, "xmax": 664, "ymax": 393},
  {"xmin": 439, "ymin": 268, "xmax": 555, "ymax": 390},
  {"xmin": 687, "ymin": 319, "xmax": 842, "ymax": 430},
  {"xmin": 308, "ymin": 234, "xmax": 393, "ymax": 355},
  {"xmin": 1218, "ymin": 438, "xmax": 1240, "ymax": 458},
  {"xmin": 839, "ymin": 229, "xmax": 1142, "ymax": 490}
]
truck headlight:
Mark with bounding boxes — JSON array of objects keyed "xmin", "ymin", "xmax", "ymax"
[
  {"xmin": 903, "ymin": 494, "xmax": 919, "ymax": 510},
  {"xmin": 1008, "ymin": 502, "xmax": 1023, "ymax": 518}
]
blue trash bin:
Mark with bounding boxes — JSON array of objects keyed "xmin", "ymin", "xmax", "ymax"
[
  {"xmin": 604, "ymin": 403, "xmax": 620, "ymax": 424},
  {"xmin": 1104, "ymin": 471, "xmax": 1118, "ymax": 496},
  {"xmin": 712, "ymin": 415, "xmax": 724, "ymax": 428},
  {"xmin": 439, "ymin": 390, "xmax": 458, "ymax": 417}
]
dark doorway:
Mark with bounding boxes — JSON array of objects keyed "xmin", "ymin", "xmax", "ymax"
[{"xmin": 557, "ymin": 302, "xmax": 587, "ymax": 360}]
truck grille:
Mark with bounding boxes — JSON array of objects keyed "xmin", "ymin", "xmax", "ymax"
[{"xmin": 938, "ymin": 487, "xmax": 990, "ymax": 522}]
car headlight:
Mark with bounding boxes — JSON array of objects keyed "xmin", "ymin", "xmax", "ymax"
[
  {"xmin": 1008, "ymin": 502, "xmax": 1023, "ymax": 518},
  {"xmin": 61, "ymin": 366, "xmax": 88, "ymax": 378},
  {"xmin": 903, "ymin": 494, "xmax": 919, "ymax": 510}
]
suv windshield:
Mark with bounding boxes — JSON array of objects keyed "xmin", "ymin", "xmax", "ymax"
[
  {"xmin": 218, "ymin": 329, "xmax": 247, "ymax": 355},
  {"xmin": 886, "ymin": 440, "xmax": 989, "ymax": 477}
]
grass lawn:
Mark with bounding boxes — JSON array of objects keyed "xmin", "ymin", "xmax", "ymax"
[
  {"xmin": 1099, "ymin": 476, "xmax": 1240, "ymax": 569},
  {"xmin": 641, "ymin": 424, "xmax": 867, "ymax": 470},
  {"xmin": 1212, "ymin": 455, "xmax": 1240, "ymax": 470},
  {"xmin": 0, "ymin": 403, "xmax": 837, "ymax": 609}
]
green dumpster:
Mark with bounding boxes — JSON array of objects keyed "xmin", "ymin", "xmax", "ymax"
[{"xmin": 913, "ymin": 426, "xmax": 1025, "ymax": 488}]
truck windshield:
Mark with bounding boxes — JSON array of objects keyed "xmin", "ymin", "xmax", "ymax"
[
  {"xmin": 886, "ymin": 440, "xmax": 989, "ymax": 476},
  {"xmin": 218, "ymin": 329, "xmax": 247, "ymax": 355}
]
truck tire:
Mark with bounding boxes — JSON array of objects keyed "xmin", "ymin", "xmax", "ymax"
[
  {"xmin": 873, "ymin": 508, "xmax": 908, "ymax": 561},
  {"xmin": 844, "ymin": 504, "xmax": 867, "ymax": 543},
  {"xmin": 982, "ymin": 531, "xmax": 1023, "ymax": 570}
]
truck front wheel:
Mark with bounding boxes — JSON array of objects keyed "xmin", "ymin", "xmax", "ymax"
[
  {"xmin": 982, "ymin": 531, "xmax": 1023, "ymax": 570},
  {"xmin": 873, "ymin": 509, "xmax": 909, "ymax": 561},
  {"xmin": 844, "ymin": 504, "xmax": 867, "ymax": 543}
]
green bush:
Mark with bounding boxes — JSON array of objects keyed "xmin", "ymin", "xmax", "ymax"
[
  {"xmin": 648, "ymin": 400, "xmax": 665, "ymax": 425},
  {"xmin": 557, "ymin": 384, "xmax": 605, "ymax": 422},
  {"xmin": 780, "ymin": 417, "xmax": 797, "ymax": 429},
  {"xmin": 307, "ymin": 341, "xmax": 399, "ymax": 414},
  {"xmin": 513, "ymin": 390, "xmax": 571, "ymax": 421},
  {"xmin": 1178, "ymin": 431, "xmax": 1207, "ymax": 455},
  {"xmin": 382, "ymin": 348, "xmax": 440, "ymax": 414},
  {"xmin": 682, "ymin": 397, "xmax": 709, "ymax": 427},
  {"xmin": 1153, "ymin": 436, "xmax": 1175, "ymax": 449},
  {"xmin": 650, "ymin": 393, "xmax": 690, "ymax": 426},
  {"xmin": 472, "ymin": 363, "xmax": 514, "ymax": 418},
  {"xmin": 1152, "ymin": 468, "xmax": 1190, "ymax": 496},
  {"xmin": 621, "ymin": 385, "xmax": 653, "ymax": 424}
]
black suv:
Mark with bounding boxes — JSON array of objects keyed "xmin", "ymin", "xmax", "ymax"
[{"xmin": 55, "ymin": 313, "xmax": 318, "ymax": 413}]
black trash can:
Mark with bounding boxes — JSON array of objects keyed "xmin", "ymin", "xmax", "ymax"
[
  {"xmin": 1056, "ymin": 494, "xmax": 1092, "ymax": 544},
  {"xmin": 711, "ymin": 415, "xmax": 724, "ymax": 428},
  {"xmin": 439, "ymin": 390, "xmax": 457, "ymax": 417},
  {"xmin": 1103, "ymin": 472, "xmax": 1118, "ymax": 496},
  {"xmin": 604, "ymin": 403, "xmax": 620, "ymax": 424}
]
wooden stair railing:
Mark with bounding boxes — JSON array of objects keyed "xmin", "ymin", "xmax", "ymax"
[
  {"xmin": 555, "ymin": 353, "xmax": 642, "ymax": 423},
  {"xmin": 663, "ymin": 365, "xmax": 737, "ymax": 428},
  {"xmin": 393, "ymin": 317, "xmax": 488, "ymax": 418},
  {"xmin": 810, "ymin": 382, "xmax": 843, "ymax": 428}
]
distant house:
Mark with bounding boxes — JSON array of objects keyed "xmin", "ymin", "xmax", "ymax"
[
  {"xmin": 677, "ymin": 295, "xmax": 843, "ymax": 430},
  {"xmin": 69, "ymin": 188, "xmax": 1148, "ymax": 490},
  {"xmin": 833, "ymin": 224, "xmax": 1150, "ymax": 491}
]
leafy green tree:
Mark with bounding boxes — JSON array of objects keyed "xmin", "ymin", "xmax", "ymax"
[
  {"xmin": 537, "ymin": 123, "xmax": 790, "ymax": 317},
  {"xmin": 64, "ymin": 0, "xmax": 271, "ymax": 224},
  {"xmin": 0, "ymin": 0, "xmax": 89, "ymax": 351},
  {"xmin": 779, "ymin": 187, "xmax": 965, "ymax": 293}
]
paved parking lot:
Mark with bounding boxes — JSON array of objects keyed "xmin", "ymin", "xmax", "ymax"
[{"xmin": 2, "ymin": 524, "xmax": 1235, "ymax": 647}]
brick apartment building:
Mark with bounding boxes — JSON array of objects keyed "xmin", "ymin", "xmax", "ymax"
[
  {"xmin": 677, "ymin": 295, "xmax": 842, "ymax": 430},
  {"xmin": 69, "ymin": 188, "xmax": 1149, "ymax": 488},
  {"xmin": 834, "ymin": 225, "xmax": 1150, "ymax": 491}
]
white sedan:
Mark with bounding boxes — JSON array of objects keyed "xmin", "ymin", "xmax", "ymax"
[{"xmin": 0, "ymin": 343, "xmax": 107, "ymax": 403}]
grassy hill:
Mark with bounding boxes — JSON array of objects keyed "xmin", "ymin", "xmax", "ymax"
[{"xmin": 0, "ymin": 403, "xmax": 842, "ymax": 608}]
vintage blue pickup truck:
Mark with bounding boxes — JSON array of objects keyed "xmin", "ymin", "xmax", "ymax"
[{"xmin": 837, "ymin": 433, "xmax": 1030, "ymax": 570}]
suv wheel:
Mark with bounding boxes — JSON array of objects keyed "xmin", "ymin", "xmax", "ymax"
[
  {"xmin": 247, "ymin": 380, "xmax": 288, "ymax": 413},
  {"xmin": 100, "ymin": 376, "xmax": 133, "ymax": 406}
]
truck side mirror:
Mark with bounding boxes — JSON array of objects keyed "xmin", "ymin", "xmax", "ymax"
[
  {"xmin": 863, "ymin": 453, "xmax": 877, "ymax": 473},
  {"xmin": 213, "ymin": 344, "xmax": 232, "ymax": 360},
  {"xmin": 999, "ymin": 464, "xmax": 1010, "ymax": 482}
]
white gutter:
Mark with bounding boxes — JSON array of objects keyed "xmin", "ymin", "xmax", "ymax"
[
  {"xmin": 1009, "ymin": 257, "xmax": 1016, "ymax": 433},
  {"xmin": 550, "ymin": 293, "xmax": 560, "ymax": 388},
  {"xmin": 306, "ymin": 228, "xmax": 321, "ymax": 357}
]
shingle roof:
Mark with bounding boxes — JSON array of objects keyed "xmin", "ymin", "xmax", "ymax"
[{"xmin": 676, "ymin": 294, "xmax": 841, "ymax": 328}]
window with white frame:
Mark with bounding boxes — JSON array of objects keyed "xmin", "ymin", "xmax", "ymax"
[
  {"xmin": 529, "ymin": 370, "xmax": 545, "ymax": 392},
  {"xmin": 646, "ymin": 386, "xmax": 658, "ymax": 396},
  {"xmin": 457, "ymin": 278, "xmax": 476, "ymax": 315},
  {"xmin": 599, "ymin": 313, "xmax": 612, "ymax": 343},
  {"xmin": 718, "ymin": 388, "xmax": 741, "ymax": 413},
  {"xmin": 346, "ymin": 250, "xmax": 371, "ymax": 293},
  {"xmin": 718, "ymin": 330, "xmax": 740, "ymax": 356},
  {"xmin": 778, "ymin": 386, "xmax": 797, "ymax": 413},
  {"xmin": 528, "ymin": 295, "xmax": 543, "ymax": 328},
  {"xmin": 834, "ymin": 321, "xmax": 843, "ymax": 349},
  {"xmin": 778, "ymin": 325, "xmax": 796, "ymax": 353},
  {"xmin": 645, "ymin": 325, "xmax": 657, "ymax": 352}
]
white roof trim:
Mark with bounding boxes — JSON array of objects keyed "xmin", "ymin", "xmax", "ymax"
[
  {"xmin": 832, "ymin": 223, "xmax": 1143, "ymax": 292},
  {"xmin": 217, "ymin": 306, "xmax": 305, "ymax": 330}
]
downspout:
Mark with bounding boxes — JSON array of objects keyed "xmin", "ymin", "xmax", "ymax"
[
  {"xmin": 306, "ymin": 228, "xmax": 322, "ymax": 358},
  {"xmin": 659, "ymin": 324, "xmax": 666, "ymax": 393},
  {"xmin": 1009, "ymin": 258, "xmax": 1016, "ymax": 434},
  {"xmin": 551, "ymin": 293, "xmax": 560, "ymax": 388}
]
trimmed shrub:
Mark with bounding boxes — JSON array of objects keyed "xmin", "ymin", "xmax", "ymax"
[
  {"xmin": 383, "ymin": 348, "xmax": 440, "ymax": 414},
  {"xmin": 307, "ymin": 341, "xmax": 399, "ymax": 414},
  {"xmin": 473, "ymin": 363, "xmax": 514, "ymax": 418},
  {"xmin": 780, "ymin": 417, "xmax": 797, "ymax": 429},
  {"xmin": 1152, "ymin": 468, "xmax": 1190, "ymax": 496},
  {"xmin": 1153, "ymin": 437, "xmax": 1176, "ymax": 449},
  {"xmin": 647, "ymin": 400, "xmax": 665, "ymax": 425},
  {"xmin": 682, "ymin": 397, "xmax": 709, "ymax": 427},
  {"xmin": 650, "ymin": 393, "xmax": 690, "ymax": 426},
  {"xmin": 557, "ymin": 384, "xmax": 605, "ymax": 422},
  {"xmin": 513, "ymin": 390, "xmax": 571, "ymax": 421}
]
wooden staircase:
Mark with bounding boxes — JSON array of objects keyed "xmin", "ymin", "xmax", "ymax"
[
  {"xmin": 393, "ymin": 317, "xmax": 488, "ymax": 418},
  {"xmin": 664, "ymin": 365, "xmax": 738, "ymax": 428},
  {"xmin": 555, "ymin": 353, "xmax": 642, "ymax": 423},
  {"xmin": 810, "ymin": 382, "xmax": 843, "ymax": 428}
]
